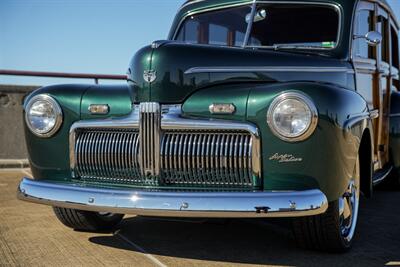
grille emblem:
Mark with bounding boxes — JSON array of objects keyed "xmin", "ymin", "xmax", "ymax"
[
  {"xmin": 143, "ymin": 70, "xmax": 157, "ymax": 83},
  {"xmin": 139, "ymin": 102, "xmax": 161, "ymax": 177}
]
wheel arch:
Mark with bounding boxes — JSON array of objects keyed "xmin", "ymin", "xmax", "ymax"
[{"xmin": 359, "ymin": 127, "xmax": 373, "ymax": 198}]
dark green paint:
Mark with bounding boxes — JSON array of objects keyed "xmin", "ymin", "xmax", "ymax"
[
  {"xmin": 24, "ymin": 83, "xmax": 133, "ymax": 181},
  {"xmin": 129, "ymin": 42, "xmax": 355, "ymax": 103},
  {"xmin": 182, "ymin": 83, "xmax": 251, "ymax": 121},
  {"xmin": 81, "ymin": 85, "xmax": 132, "ymax": 120},
  {"xmin": 128, "ymin": 46, "xmax": 153, "ymax": 102},
  {"xmin": 24, "ymin": 84, "xmax": 89, "ymax": 181},
  {"xmin": 246, "ymin": 82, "xmax": 368, "ymax": 201},
  {"xmin": 24, "ymin": 0, "xmax": 397, "ymax": 202}
]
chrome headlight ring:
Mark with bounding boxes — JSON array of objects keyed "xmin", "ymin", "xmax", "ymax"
[
  {"xmin": 24, "ymin": 94, "xmax": 63, "ymax": 138},
  {"xmin": 267, "ymin": 91, "xmax": 318, "ymax": 142}
]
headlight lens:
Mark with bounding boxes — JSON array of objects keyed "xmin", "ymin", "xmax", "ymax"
[
  {"xmin": 25, "ymin": 95, "xmax": 63, "ymax": 137},
  {"xmin": 267, "ymin": 92, "xmax": 318, "ymax": 142}
]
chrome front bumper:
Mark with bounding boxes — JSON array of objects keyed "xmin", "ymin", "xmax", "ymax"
[{"xmin": 18, "ymin": 177, "xmax": 328, "ymax": 218}]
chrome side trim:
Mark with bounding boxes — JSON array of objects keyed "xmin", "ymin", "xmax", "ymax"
[
  {"xmin": 343, "ymin": 112, "xmax": 370, "ymax": 131},
  {"xmin": 18, "ymin": 178, "xmax": 328, "ymax": 218},
  {"xmin": 369, "ymin": 109, "xmax": 379, "ymax": 120},
  {"xmin": 391, "ymin": 66, "xmax": 399, "ymax": 80},
  {"xmin": 353, "ymin": 57, "xmax": 377, "ymax": 73},
  {"xmin": 184, "ymin": 66, "xmax": 352, "ymax": 74},
  {"xmin": 372, "ymin": 166, "xmax": 393, "ymax": 185},
  {"xmin": 390, "ymin": 113, "xmax": 400, "ymax": 118}
]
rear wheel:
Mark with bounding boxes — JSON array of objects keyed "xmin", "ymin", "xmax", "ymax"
[
  {"xmin": 387, "ymin": 168, "xmax": 400, "ymax": 188},
  {"xmin": 53, "ymin": 207, "xmax": 124, "ymax": 232},
  {"xmin": 292, "ymin": 156, "xmax": 360, "ymax": 252},
  {"xmin": 393, "ymin": 173, "xmax": 400, "ymax": 187}
]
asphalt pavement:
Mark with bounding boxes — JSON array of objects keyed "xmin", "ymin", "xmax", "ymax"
[{"xmin": 1, "ymin": 169, "xmax": 399, "ymax": 267}]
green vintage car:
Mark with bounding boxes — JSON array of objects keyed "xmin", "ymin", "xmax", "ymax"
[{"xmin": 18, "ymin": 0, "xmax": 400, "ymax": 252}]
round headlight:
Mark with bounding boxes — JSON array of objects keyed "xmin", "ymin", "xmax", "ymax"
[
  {"xmin": 25, "ymin": 94, "xmax": 63, "ymax": 137},
  {"xmin": 267, "ymin": 92, "xmax": 318, "ymax": 142}
]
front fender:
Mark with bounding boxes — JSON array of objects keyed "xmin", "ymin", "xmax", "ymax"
[
  {"xmin": 24, "ymin": 84, "xmax": 133, "ymax": 181},
  {"xmin": 247, "ymin": 82, "xmax": 369, "ymax": 201},
  {"xmin": 24, "ymin": 84, "xmax": 91, "ymax": 180}
]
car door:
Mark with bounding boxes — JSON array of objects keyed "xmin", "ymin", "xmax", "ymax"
[
  {"xmin": 353, "ymin": 1, "xmax": 382, "ymax": 171},
  {"xmin": 353, "ymin": 1, "xmax": 394, "ymax": 171},
  {"xmin": 389, "ymin": 15, "xmax": 399, "ymax": 93}
]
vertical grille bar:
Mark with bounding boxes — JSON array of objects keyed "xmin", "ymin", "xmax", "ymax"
[{"xmin": 139, "ymin": 102, "xmax": 161, "ymax": 179}]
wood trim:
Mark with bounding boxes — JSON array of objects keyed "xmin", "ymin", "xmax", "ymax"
[
  {"xmin": 354, "ymin": 57, "xmax": 376, "ymax": 73},
  {"xmin": 381, "ymin": 14, "xmax": 392, "ymax": 164},
  {"xmin": 367, "ymin": 0, "xmax": 400, "ymax": 30},
  {"xmin": 377, "ymin": 6, "xmax": 388, "ymax": 19},
  {"xmin": 227, "ymin": 29, "xmax": 235, "ymax": 47}
]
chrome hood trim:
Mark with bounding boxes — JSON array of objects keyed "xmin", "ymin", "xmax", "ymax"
[{"xmin": 184, "ymin": 66, "xmax": 354, "ymax": 74}]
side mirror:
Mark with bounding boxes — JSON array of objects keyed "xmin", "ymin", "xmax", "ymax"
[
  {"xmin": 365, "ymin": 31, "xmax": 382, "ymax": 46},
  {"xmin": 245, "ymin": 9, "xmax": 267, "ymax": 23},
  {"xmin": 354, "ymin": 31, "xmax": 382, "ymax": 47}
]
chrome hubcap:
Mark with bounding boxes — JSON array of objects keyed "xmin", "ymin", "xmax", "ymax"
[{"xmin": 339, "ymin": 156, "xmax": 360, "ymax": 242}]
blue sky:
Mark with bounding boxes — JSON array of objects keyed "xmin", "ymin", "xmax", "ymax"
[{"xmin": 0, "ymin": 0, "xmax": 399, "ymax": 85}]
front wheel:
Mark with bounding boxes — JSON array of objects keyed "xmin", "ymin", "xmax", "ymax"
[
  {"xmin": 292, "ymin": 156, "xmax": 360, "ymax": 252},
  {"xmin": 53, "ymin": 207, "xmax": 124, "ymax": 232}
]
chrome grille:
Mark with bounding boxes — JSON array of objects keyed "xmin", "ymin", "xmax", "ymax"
[
  {"xmin": 160, "ymin": 132, "xmax": 254, "ymax": 186},
  {"xmin": 73, "ymin": 129, "xmax": 143, "ymax": 184},
  {"xmin": 73, "ymin": 129, "xmax": 257, "ymax": 188}
]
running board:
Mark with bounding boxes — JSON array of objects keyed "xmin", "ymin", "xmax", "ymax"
[{"xmin": 372, "ymin": 165, "xmax": 393, "ymax": 186}]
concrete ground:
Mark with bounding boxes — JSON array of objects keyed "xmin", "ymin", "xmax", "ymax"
[{"xmin": 1, "ymin": 169, "xmax": 400, "ymax": 267}]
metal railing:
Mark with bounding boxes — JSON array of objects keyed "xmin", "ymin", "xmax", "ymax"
[{"xmin": 0, "ymin": 69, "xmax": 127, "ymax": 84}]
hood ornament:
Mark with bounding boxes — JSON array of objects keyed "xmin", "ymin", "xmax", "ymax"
[{"xmin": 143, "ymin": 70, "xmax": 157, "ymax": 83}]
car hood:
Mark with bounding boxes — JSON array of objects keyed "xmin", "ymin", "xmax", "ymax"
[{"xmin": 128, "ymin": 42, "xmax": 353, "ymax": 103}]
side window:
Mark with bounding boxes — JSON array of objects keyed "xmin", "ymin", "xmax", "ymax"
[
  {"xmin": 354, "ymin": 10, "xmax": 374, "ymax": 58},
  {"xmin": 174, "ymin": 5, "xmax": 251, "ymax": 47},
  {"xmin": 209, "ymin": 24, "xmax": 228, "ymax": 46},
  {"xmin": 176, "ymin": 20, "xmax": 199, "ymax": 43},
  {"xmin": 377, "ymin": 16, "xmax": 389, "ymax": 62},
  {"xmin": 391, "ymin": 26, "xmax": 399, "ymax": 69},
  {"xmin": 392, "ymin": 26, "xmax": 400, "ymax": 91},
  {"xmin": 235, "ymin": 31, "xmax": 245, "ymax": 46}
]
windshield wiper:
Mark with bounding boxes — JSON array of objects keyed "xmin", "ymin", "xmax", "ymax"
[
  {"xmin": 272, "ymin": 44, "xmax": 329, "ymax": 50},
  {"xmin": 245, "ymin": 44, "xmax": 331, "ymax": 57}
]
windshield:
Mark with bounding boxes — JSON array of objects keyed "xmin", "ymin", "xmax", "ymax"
[{"xmin": 175, "ymin": 3, "xmax": 340, "ymax": 50}]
